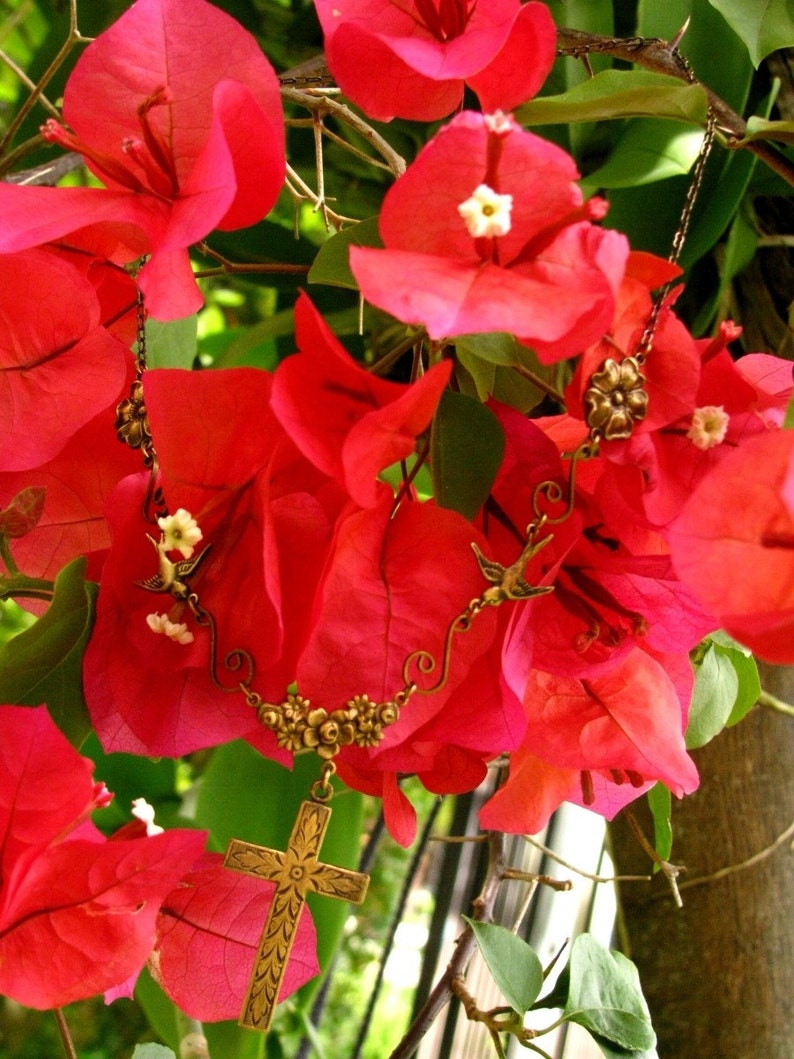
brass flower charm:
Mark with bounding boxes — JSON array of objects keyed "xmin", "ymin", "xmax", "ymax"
[
  {"xmin": 584, "ymin": 356, "xmax": 648, "ymax": 441},
  {"xmin": 255, "ymin": 690, "xmax": 404, "ymax": 757}
]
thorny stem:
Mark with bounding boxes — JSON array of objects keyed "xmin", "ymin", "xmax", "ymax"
[
  {"xmin": 554, "ymin": 27, "xmax": 794, "ymax": 189},
  {"xmin": 281, "ymin": 86, "xmax": 406, "ymax": 179},
  {"xmin": 388, "ymin": 832, "xmax": 507, "ymax": 1059},
  {"xmin": 0, "ymin": 0, "xmax": 91, "ymax": 159},
  {"xmin": 54, "ymin": 1009, "xmax": 78, "ymax": 1059},
  {"xmin": 624, "ymin": 808, "xmax": 684, "ymax": 908},
  {"xmin": 286, "ymin": 162, "xmax": 358, "ymax": 230},
  {"xmin": 194, "ymin": 241, "xmax": 310, "ymax": 277}
]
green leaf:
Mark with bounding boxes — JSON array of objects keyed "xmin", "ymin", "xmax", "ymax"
[
  {"xmin": 0, "ymin": 557, "xmax": 95, "ymax": 745},
  {"xmin": 308, "ymin": 217, "xmax": 382, "ymax": 289},
  {"xmin": 646, "ymin": 783, "xmax": 673, "ymax": 865},
  {"xmin": 454, "ymin": 333, "xmax": 546, "ymax": 411},
  {"xmin": 515, "ymin": 70, "xmax": 708, "ymax": 127},
  {"xmin": 464, "ymin": 918, "xmax": 544, "ymax": 1014},
  {"xmin": 738, "ymin": 116, "xmax": 794, "ymax": 145},
  {"xmin": 686, "ymin": 642, "xmax": 739, "ymax": 749},
  {"xmin": 687, "ymin": 635, "xmax": 761, "ymax": 746},
  {"xmin": 707, "ymin": 0, "xmax": 794, "ymax": 65},
  {"xmin": 145, "ymin": 314, "xmax": 198, "ymax": 369},
  {"xmin": 590, "ymin": 1037, "xmax": 659, "ymax": 1059},
  {"xmin": 581, "ymin": 119, "xmax": 705, "ymax": 190},
  {"xmin": 430, "ymin": 391, "xmax": 505, "ymax": 520},
  {"xmin": 692, "ymin": 207, "xmax": 758, "ymax": 335},
  {"xmin": 131, "ymin": 1045, "xmax": 176, "ymax": 1059},
  {"xmin": 564, "ymin": 935, "xmax": 656, "ymax": 1051},
  {"xmin": 707, "ymin": 633, "xmax": 761, "ymax": 728}
]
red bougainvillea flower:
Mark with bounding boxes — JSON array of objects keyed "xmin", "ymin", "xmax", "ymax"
[
  {"xmin": 151, "ymin": 852, "xmax": 319, "ymax": 1020},
  {"xmin": 0, "ymin": 0, "xmax": 285, "ymax": 320},
  {"xmin": 350, "ymin": 111, "xmax": 628, "ymax": 362},
  {"xmin": 480, "ymin": 647, "xmax": 698, "ymax": 834},
  {"xmin": 0, "ymin": 705, "xmax": 206, "ymax": 1009},
  {"xmin": 0, "ymin": 407, "xmax": 141, "ymax": 594},
  {"xmin": 335, "ymin": 606, "xmax": 526, "ymax": 845},
  {"xmin": 669, "ymin": 429, "xmax": 794, "ymax": 663},
  {"xmin": 481, "ymin": 403, "xmax": 711, "ymax": 688},
  {"xmin": 0, "ymin": 249, "xmax": 130, "ymax": 471},
  {"xmin": 271, "ymin": 292, "xmax": 452, "ymax": 507},
  {"xmin": 84, "ymin": 367, "xmax": 346, "ymax": 757},
  {"xmin": 315, "ymin": 0, "xmax": 556, "ymax": 121}
]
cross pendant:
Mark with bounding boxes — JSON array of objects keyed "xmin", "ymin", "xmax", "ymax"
[{"xmin": 224, "ymin": 799, "xmax": 370, "ymax": 1031}]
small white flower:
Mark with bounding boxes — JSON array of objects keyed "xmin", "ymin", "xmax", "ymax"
[
  {"xmin": 458, "ymin": 183, "xmax": 513, "ymax": 239},
  {"xmin": 131, "ymin": 797, "xmax": 164, "ymax": 836},
  {"xmin": 157, "ymin": 508, "xmax": 202, "ymax": 558},
  {"xmin": 686, "ymin": 405, "xmax": 730, "ymax": 450},
  {"xmin": 484, "ymin": 111, "xmax": 515, "ymax": 136},
  {"xmin": 146, "ymin": 611, "xmax": 195, "ymax": 645}
]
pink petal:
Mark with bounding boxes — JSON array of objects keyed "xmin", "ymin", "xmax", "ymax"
[
  {"xmin": 467, "ymin": 2, "xmax": 557, "ymax": 111},
  {"xmin": 152, "ymin": 853, "xmax": 318, "ymax": 1021}
]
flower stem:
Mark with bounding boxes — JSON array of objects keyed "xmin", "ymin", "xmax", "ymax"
[{"xmin": 53, "ymin": 1009, "xmax": 78, "ymax": 1059}]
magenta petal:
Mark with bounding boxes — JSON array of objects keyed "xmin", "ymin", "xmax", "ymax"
[
  {"xmin": 327, "ymin": 22, "xmax": 464, "ymax": 121},
  {"xmin": 63, "ymin": 0, "xmax": 283, "ymax": 190},
  {"xmin": 152, "ymin": 853, "xmax": 318, "ymax": 1021},
  {"xmin": 0, "ymin": 185, "xmax": 165, "ymax": 255},
  {"xmin": 351, "ymin": 246, "xmax": 615, "ymax": 354},
  {"xmin": 467, "ymin": 2, "xmax": 557, "ymax": 111},
  {"xmin": 0, "ymin": 250, "xmax": 129, "ymax": 471},
  {"xmin": 137, "ymin": 249, "xmax": 204, "ymax": 321}
]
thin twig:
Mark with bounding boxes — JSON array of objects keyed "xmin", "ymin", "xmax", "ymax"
[
  {"xmin": 53, "ymin": 1009, "xmax": 78, "ymax": 1059},
  {"xmin": 524, "ymin": 833, "xmax": 652, "ymax": 885},
  {"xmin": 758, "ymin": 689, "xmax": 794, "ymax": 718},
  {"xmin": 0, "ymin": 0, "xmax": 91, "ymax": 157},
  {"xmin": 0, "ymin": 48, "xmax": 61, "ymax": 117},
  {"xmin": 678, "ymin": 818, "xmax": 794, "ymax": 892},
  {"xmin": 624, "ymin": 808, "xmax": 684, "ymax": 907}
]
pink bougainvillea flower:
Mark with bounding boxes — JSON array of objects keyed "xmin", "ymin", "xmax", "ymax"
[
  {"xmin": 479, "ymin": 647, "xmax": 698, "ymax": 834},
  {"xmin": 0, "ymin": 0, "xmax": 285, "ymax": 320},
  {"xmin": 84, "ymin": 367, "xmax": 345, "ymax": 757},
  {"xmin": 271, "ymin": 292, "xmax": 452, "ymax": 507},
  {"xmin": 0, "ymin": 705, "xmax": 206, "ymax": 1009},
  {"xmin": 350, "ymin": 111, "xmax": 628, "ymax": 362},
  {"xmin": 151, "ymin": 852, "xmax": 318, "ymax": 1021},
  {"xmin": 0, "ymin": 249, "xmax": 130, "ymax": 471},
  {"xmin": 669, "ymin": 428, "xmax": 794, "ymax": 663},
  {"xmin": 316, "ymin": 0, "xmax": 556, "ymax": 121}
]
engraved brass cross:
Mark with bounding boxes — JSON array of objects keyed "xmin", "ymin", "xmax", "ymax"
[{"xmin": 224, "ymin": 799, "xmax": 370, "ymax": 1031}]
